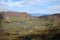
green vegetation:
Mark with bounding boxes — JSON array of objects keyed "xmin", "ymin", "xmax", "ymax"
[{"xmin": 0, "ymin": 16, "xmax": 60, "ymax": 40}]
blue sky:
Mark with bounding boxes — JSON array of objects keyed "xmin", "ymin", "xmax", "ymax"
[{"xmin": 0, "ymin": 0, "xmax": 60, "ymax": 15}]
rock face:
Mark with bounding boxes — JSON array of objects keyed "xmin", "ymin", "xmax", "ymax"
[
  {"xmin": 39, "ymin": 13, "xmax": 60, "ymax": 21},
  {"xmin": 0, "ymin": 12, "xmax": 32, "ymax": 18}
]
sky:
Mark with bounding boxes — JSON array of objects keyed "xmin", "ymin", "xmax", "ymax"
[{"xmin": 0, "ymin": 0, "xmax": 60, "ymax": 15}]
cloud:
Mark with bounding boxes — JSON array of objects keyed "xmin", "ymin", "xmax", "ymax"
[
  {"xmin": 0, "ymin": 0, "xmax": 60, "ymax": 14},
  {"xmin": 35, "ymin": 5, "xmax": 60, "ymax": 14},
  {"xmin": 48, "ymin": 5, "xmax": 60, "ymax": 10},
  {"xmin": 0, "ymin": 0, "xmax": 25, "ymax": 11},
  {"xmin": 0, "ymin": 0, "xmax": 24, "ymax": 7},
  {"xmin": 22, "ymin": 0, "xmax": 51, "ymax": 6}
]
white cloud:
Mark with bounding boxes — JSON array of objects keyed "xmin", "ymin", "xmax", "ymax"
[
  {"xmin": 48, "ymin": 5, "xmax": 60, "ymax": 10},
  {"xmin": 0, "ymin": 0, "xmax": 25, "ymax": 11},
  {"xmin": 0, "ymin": 0, "xmax": 60, "ymax": 14},
  {"xmin": 0, "ymin": 0, "xmax": 24, "ymax": 7},
  {"xmin": 23, "ymin": 0, "xmax": 51, "ymax": 6},
  {"xmin": 35, "ymin": 5, "xmax": 60, "ymax": 14}
]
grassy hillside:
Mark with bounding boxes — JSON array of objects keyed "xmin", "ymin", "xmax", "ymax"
[
  {"xmin": 2, "ymin": 17, "xmax": 47, "ymax": 35},
  {"xmin": 0, "ymin": 12, "xmax": 60, "ymax": 40}
]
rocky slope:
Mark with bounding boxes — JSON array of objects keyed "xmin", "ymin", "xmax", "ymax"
[
  {"xmin": 0, "ymin": 12, "xmax": 32, "ymax": 18},
  {"xmin": 39, "ymin": 13, "xmax": 60, "ymax": 21}
]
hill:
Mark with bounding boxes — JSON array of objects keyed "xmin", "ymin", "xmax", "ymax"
[
  {"xmin": 0, "ymin": 12, "xmax": 60, "ymax": 40},
  {"xmin": 39, "ymin": 13, "xmax": 60, "ymax": 21},
  {"xmin": 0, "ymin": 12, "xmax": 33, "ymax": 18}
]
